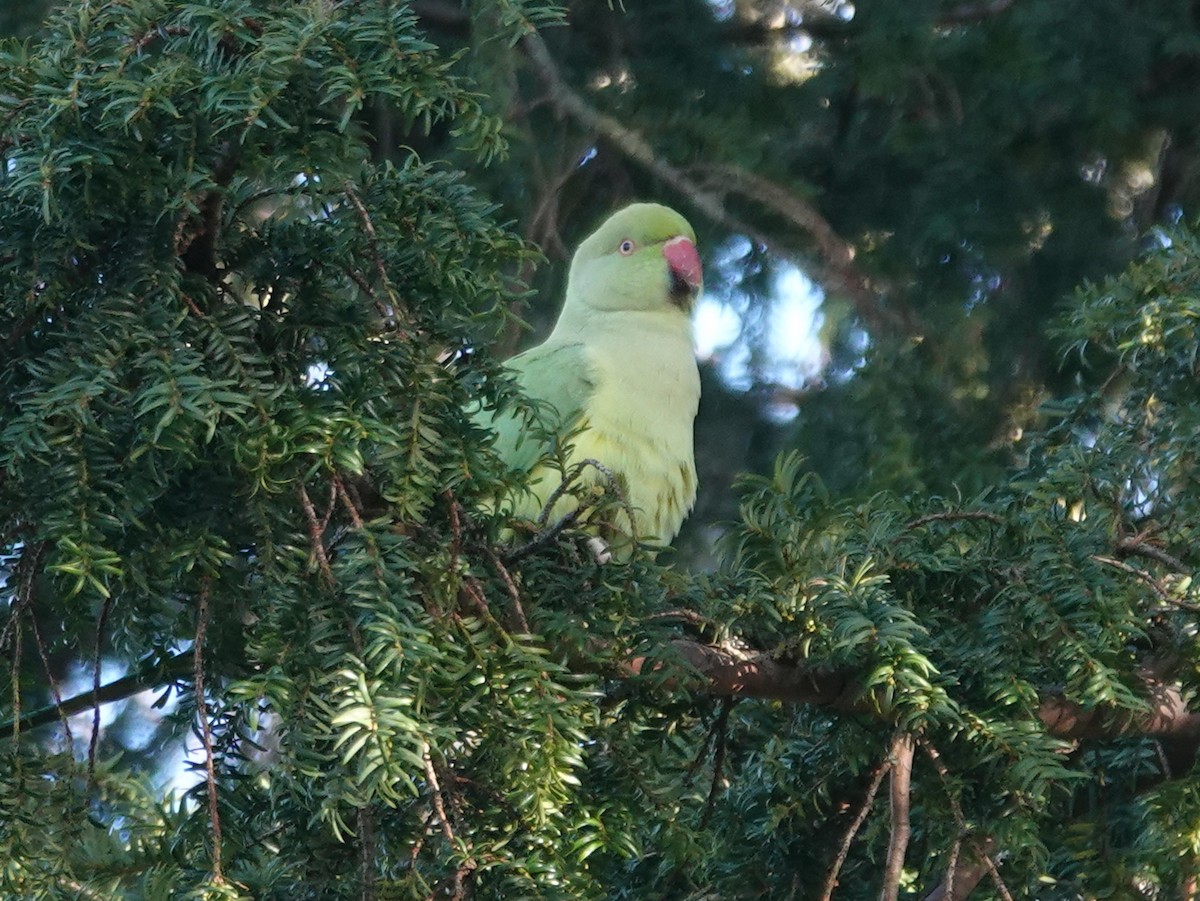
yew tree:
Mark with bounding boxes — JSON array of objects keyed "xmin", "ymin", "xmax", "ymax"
[{"xmin": 4, "ymin": 2, "xmax": 1200, "ymax": 900}]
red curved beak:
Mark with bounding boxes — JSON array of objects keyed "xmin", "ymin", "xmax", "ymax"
[{"xmin": 663, "ymin": 236, "xmax": 703, "ymax": 297}]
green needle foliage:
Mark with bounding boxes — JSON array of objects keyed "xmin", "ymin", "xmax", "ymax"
[{"xmin": 3, "ymin": 2, "xmax": 1200, "ymax": 900}]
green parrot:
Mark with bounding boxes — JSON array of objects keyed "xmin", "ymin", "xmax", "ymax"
[{"xmin": 483, "ymin": 202, "xmax": 703, "ymax": 548}]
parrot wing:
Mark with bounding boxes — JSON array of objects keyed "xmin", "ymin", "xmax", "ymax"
[{"xmin": 485, "ymin": 339, "xmax": 597, "ymax": 476}]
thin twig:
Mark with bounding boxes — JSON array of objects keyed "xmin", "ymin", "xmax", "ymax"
[
  {"xmin": 422, "ymin": 743, "xmax": 456, "ymax": 844},
  {"xmin": 0, "ymin": 541, "xmax": 45, "ymax": 651},
  {"xmin": 445, "ymin": 491, "xmax": 463, "ymax": 584},
  {"xmin": 923, "ymin": 839, "xmax": 990, "ymax": 901},
  {"xmin": 2, "ymin": 652, "xmax": 191, "ymax": 739},
  {"xmin": 920, "ymin": 740, "xmax": 1014, "ymax": 901},
  {"xmin": 8, "ymin": 612, "xmax": 20, "ymax": 742},
  {"xmin": 818, "ymin": 752, "xmax": 893, "ymax": 901},
  {"xmin": 485, "ymin": 547, "xmax": 530, "ymax": 634},
  {"xmin": 903, "ymin": 511, "xmax": 1004, "ymax": 532},
  {"xmin": 460, "ymin": 576, "xmax": 492, "ymax": 620},
  {"xmin": 180, "ymin": 290, "xmax": 206, "ymax": 319},
  {"xmin": 194, "ymin": 581, "xmax": 225, "ymax": 884},
  {"xmin": 520, "ymin": 29, "xmax": 915, "ymax": 336},
  {"xmin": 579, "ymin": 458, "xmax": 639, "ymax": 544},
  {"xmin": 700, "ymin": 698, "xmax": 734, "ymax": 828},
  {"xmin": 1091, "ymin": 554, "xmax": 1186, "ymax": 607},
  {"xmin": 881, "ymin": 733, "xmax": 915, "ymax": 901},
  {"xmin": 1116, "ymin": 538, "xmax": 1189, "ymax": 574},
  {"xmin": 298, "ymin": 483, "xmax": 335, "ymax": 587},
  {"xmin": 27, "ymin": 611, "xmax": 73, "ymax": 746},
  {"xmin": 646, "ymin": 608, "xmax": 715, "ymax": 630},
  {"xmin": 88, "ymin": 591, "xmax": 114, "ymax": 783},
  {"xmin": 342, "ymin": 181, "xmax": 407, "ymax": 323},
  {"xmin": 502, "ymin": 508, "xmax": 582, "ymax": 564},
  {"xmin": 318, "ymin": 479, "xmax": 338, "ymax": 535},
  {"xmin": 333, "ymin": 474, "xmax": 367, "ymax": 530}
]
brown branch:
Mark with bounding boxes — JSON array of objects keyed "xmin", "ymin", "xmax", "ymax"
[
  {"xmin": 298, "ymin": 483, "xmax": 335, "ymax": 587},
  {"xmin": 1038, "ymin": 677, "xmax": 1200, "ymax": 741},
  {"xmin": 881, "ymin": 733, "xmax": 916, "ymax": 901},
  {"xmin": 179, "ymin": 142, "xmax": 241, "ymax": 283},
  {"xmin": 1092, "ymin": 554, "xmax": 1178, "ymax": 605},
  {"xmin": 520, "ymin": 30, "xmax": 914, "ymax": 336},
  {"xmin": 1115, "ymin": 538, "xmax": 1190, "ymax": 574},
  {"xmin": 8, "ymin": 608, "xmax": 20, "ymax": 741},
  {"xmin": 924, "ymin": 844, "xmax": 990, "ymax": 901},
  {"xmin": 666, "ymin": 637, "xmax": 1200, "ymax": 744},
  {"xmin": 0, "ymin": 540, "xmax": 45, "ymax": 651},
  {"xmin": 1, "ymin": 652, "xmax": 191, "ymax": 739},
  {"xmin": 485, "ymin": 546, "xmax": 530, "ymax": 634},
  {"xmin": 423, "ymin": 742, "xmax": 456, "ymax": 844},
  {"xmin": 501, "ymin": 508, "xmax": 583, "ymax": 564},
  {"xmin": 818, "ymin": 752, "xmax": 892, "ymax": 901},
  {"xmin": 333, "ymin": 474, "xmax": 367, "ymax": 530},
  {"xmin": 664, "ymin": 640, "xmax": 855, "ymax": 708},
  {"xmin": 688, "ymin": 162, "xmax": 914, "ymax": 334},
  {"xmin": 194, "ymin": 580, "xmax": 225, "ymax": 884}
]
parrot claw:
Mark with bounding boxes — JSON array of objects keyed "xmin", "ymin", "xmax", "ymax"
[{"xmin": 586, "ymin": 536, "xmax": 613, "ymax": 565}]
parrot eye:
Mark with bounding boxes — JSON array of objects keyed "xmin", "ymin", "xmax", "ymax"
[{"xmin": 618, "ymin": 239, "xmax": 636, "ymax": 256}]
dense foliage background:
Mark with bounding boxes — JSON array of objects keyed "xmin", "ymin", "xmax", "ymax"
[{"xmin": 4, "ymin": 1, "xmax": 1200, "ymax": 898}]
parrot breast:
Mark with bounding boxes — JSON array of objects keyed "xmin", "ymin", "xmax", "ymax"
[{"xmin": 539, "ymin": 315, "xmax": 699, "ymax": 547}]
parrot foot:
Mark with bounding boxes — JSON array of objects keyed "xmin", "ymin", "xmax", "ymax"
[{"xmin": 585, "ymin": 536, "xmax": 613, "ymax": 565}]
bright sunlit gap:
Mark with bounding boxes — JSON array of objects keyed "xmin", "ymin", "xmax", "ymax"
[{"xmin": 693, "ymin": 236, "xmax": 826, "ymax": 422}]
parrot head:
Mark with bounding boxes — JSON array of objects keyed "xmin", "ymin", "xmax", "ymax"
[{"xmin": 565, "ymin": 202, "xmax": 703, "ymax": 315}]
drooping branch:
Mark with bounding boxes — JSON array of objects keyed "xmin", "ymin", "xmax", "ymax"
[
  {"xmin": 687, "ymin": 162, "xmax": 914, "ymax": 333},
  {"xmin": 2, "ymin": 652, "xmax": 191, "ymax": 737}
]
